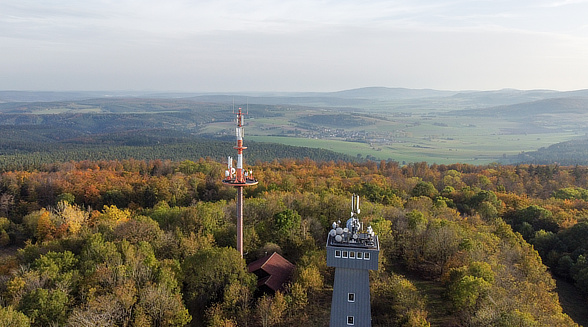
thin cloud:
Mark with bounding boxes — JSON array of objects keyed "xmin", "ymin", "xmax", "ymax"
[
  {"xmin": 1, "ymin": 0, "xmax": 588, "ymax": 91},
  {"xmin": 541, "ymin": 0, "xmax": 588, "ymax": 7}
]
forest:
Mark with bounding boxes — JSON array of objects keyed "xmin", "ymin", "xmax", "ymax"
[
  {"xmin": 0, "ymin": 126, "xmax": 354, "ymax": 172},
  {"xmin": 515, "ymin": 138, "xmax": 588, "ymax": 165},
  {"xmin": 0, "ymin": 158, "xmax": 587, "ymax": 326}
]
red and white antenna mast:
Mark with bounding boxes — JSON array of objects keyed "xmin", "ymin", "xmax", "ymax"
[{"xmin": 222, "ymin": 107, "xmax": 258, "ymax": 258}]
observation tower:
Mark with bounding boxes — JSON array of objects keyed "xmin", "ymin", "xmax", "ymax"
[
  {"xmin": 327, "ymin": 194, "xmax": 379, "ymax": 327},
  {"xmin": 222, "ymin": 107, "xmax": 258, "ymax": 258}
]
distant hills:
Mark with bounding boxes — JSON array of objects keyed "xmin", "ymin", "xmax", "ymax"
[
  {"xmin": 4, "ymin": 87, "xmax": 588, "ymax": 108},
  {"xmin": 317, "ymin": 87, "xmax": 456, "ymax": 100},
  {"xmin": 2, "ymin": 87, "xmax": 588, "ymax": 165},
  {"xmin": 190, "ymin": 87, "xmax": 588, "ymax": 110},
  {"xmin": 446, "ymin": 97, "xmax": 588, "ymax": 118},
  {"xmin": 0, "ymin": 91, "xmax": 145, "ymax": 102},
  {"xmin": 0, "ymin": 88, "xmax": 455, "ymax": 103}
]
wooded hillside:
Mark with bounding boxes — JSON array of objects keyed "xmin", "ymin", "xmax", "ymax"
[{"xmin": 0, "ymin": 159, "xmax": 585, "ymax": 326}]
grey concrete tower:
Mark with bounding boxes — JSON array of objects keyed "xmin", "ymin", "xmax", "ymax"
[{"xmin": 327, "ymin": 194, "xmax": 379, "ymax": 327}]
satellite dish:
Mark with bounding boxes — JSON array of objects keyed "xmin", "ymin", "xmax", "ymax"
[
  {"xmin": 329, "ymin": 229, "xmax": 336, "ymax": 237},
  {"xmin": 335, "ymin": 234, "xmax": 342, "ymax": 242},
  {"xmin": 336, "ymin": 227, "xmax": 343, "ymax": 235},
  {"xmin": 343, "ymin": 228, "xmax": 349, "ymax": 233}
]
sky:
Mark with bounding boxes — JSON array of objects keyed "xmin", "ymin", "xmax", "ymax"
[{"xmin": 1, "ymin": 0, "xmax": 588, "ymax": 92}]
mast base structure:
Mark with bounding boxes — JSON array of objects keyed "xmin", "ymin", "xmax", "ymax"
[{"xmin": 221, "ymin": 107, "xmax": 258, "ymax": 258}]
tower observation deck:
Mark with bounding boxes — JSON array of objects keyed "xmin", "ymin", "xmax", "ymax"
[
  {"xmin": 222, "ymin": 107, "xmax": 258, "ymax": 258},
  {"xmin": 327, "ymin": 194, "xmax": 379, "ymax": 327}
]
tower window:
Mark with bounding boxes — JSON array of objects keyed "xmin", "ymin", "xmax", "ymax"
[
  {"xmin": 349, "ymin": 251, "xmax": 356, "ymax": 259},
  {"xmin": 357, "ymin": 252, "xmax": 363, "ymax": 259},
  {"xmin": 348, "ymin": 293, "xmax": 355, "ymax": 302},
  {"xmin": 342, "ymin": 251, "xmax": 348, "ymax": 258},
  {"xmin": 364, "ymin": 252, "xmax": 370, "ymax": 260},
  {"xmin": 335, "ymin": 250, "xmax": 341, "ymax": 258},
  {"xmin": 347, "ymin": 316, "xmax": 354, "ymax": 325}
]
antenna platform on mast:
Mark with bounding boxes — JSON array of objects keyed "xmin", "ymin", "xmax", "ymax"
[{"xmin": 221, "ymin": 106, "xmax": 257, "ymax": 258}]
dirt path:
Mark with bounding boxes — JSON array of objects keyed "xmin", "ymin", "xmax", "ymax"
[
  {"xmin": 391, "ymin": 264, "xmax": 456, "ymax": 326},
  {"xmin": 409, "ymin": 277, "xmax": 456, "ymax": 326},
  {"xmin": 555, "ymin": 277, "xmax": 588, "ymax": 327}
]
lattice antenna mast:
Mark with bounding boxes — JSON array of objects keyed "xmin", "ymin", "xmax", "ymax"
[{"xmin": 222, "ymin": 106, "xmax": 258, "ymax": 258}]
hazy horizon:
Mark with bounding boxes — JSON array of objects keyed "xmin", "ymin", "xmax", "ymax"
[
  {"xmin": 2, "ymin": 1, "xmax": 588, "ymax": 93},
  {"xmin": 0, "ymin": 86, "xmax": 585, "ymax": 95}
]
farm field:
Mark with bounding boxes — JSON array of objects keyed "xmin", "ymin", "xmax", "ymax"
[
  {"xmin": 1, "ymin": 88, "xmax": 588, "ymax": 165},
  {"xmin": 222, "ymin": 111, "xmax": 580, "ymax": 164},
  {"xmin": 196, "ymin": 92, "xmax": 587, "ymax": 164},
  {"xmin": 248, "ymin": 132, "xmax": 578, "ymax": 165}
]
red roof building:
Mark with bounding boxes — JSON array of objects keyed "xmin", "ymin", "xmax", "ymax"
[{"xmin": 248, "ymin": 252, "xmax": 295, "ymax": 293}]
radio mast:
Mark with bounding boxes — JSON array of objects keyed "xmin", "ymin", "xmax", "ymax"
[{"xmin": 222, "ymin": 107, "xmax": 258, "ymax": 258}]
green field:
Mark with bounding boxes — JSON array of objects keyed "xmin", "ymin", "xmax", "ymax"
[
  {"xmin": 249, "ymin": 132, "xmax": 578, "ymax": 165},
  {"xmin": 243, "ymin": 111, "xmax": 581, "ymax": 164}
]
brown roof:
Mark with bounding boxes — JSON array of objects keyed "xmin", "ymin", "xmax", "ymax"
[{"xmin": 248, "ymin": 252, "xmax": 295, "ymax": 292}]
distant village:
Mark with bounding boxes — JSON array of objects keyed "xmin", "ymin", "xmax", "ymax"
[{"xmin": 279, "ymin": 124, "xmax": 410, "ymax": 151}]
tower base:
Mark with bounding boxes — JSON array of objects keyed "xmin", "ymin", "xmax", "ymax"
[{"xmin": 330, "ymin": 268, "xmax": 371, "ymax": 327}]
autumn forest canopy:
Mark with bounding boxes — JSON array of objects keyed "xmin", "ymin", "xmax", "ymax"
[
  {"xmin": 2, "ymin": 89, "xmax": 588, "ymax": 326},
  {"xmin": 0, "ymin": 157, "xmax": 587, "ymax": 326}
]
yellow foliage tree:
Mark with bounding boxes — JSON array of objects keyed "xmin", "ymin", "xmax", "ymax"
[
  {"xmin": 55, "ymin": 201, "xmax": 88, "ymax": 235},
  {"xmin": 36, "ymin": 210, "xmax": 55, "ymax": 242},
  {"xmin": 101, "ymin": 205, "xmax": 131, "ymax": 224}
]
